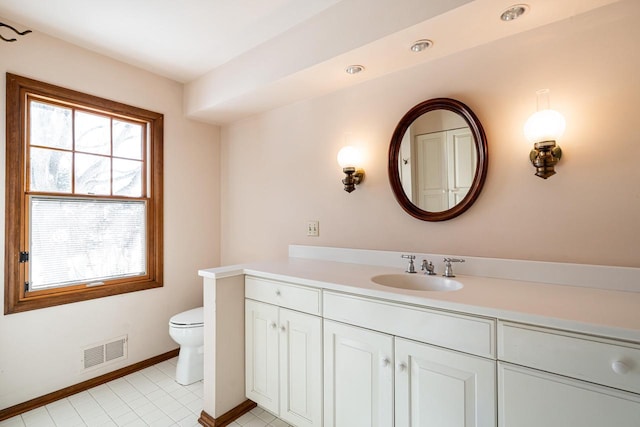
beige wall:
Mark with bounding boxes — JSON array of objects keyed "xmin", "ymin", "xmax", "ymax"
[
  {"xmin": 0, "ymin": 24, "xmax": 221, "ymax": 408},
  {"xmin": 220, "ymin": 1, "xmax": 640, "ymax": 268}
]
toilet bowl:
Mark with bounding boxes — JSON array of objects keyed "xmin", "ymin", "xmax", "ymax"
[{"xmin": 169, "ymin": 307, "xmax": 204, "ymax": 385}]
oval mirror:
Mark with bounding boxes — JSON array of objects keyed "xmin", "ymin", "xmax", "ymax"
[{"xmin": 388, "ymin": 98, "xmax": 488, "ymax": 221}]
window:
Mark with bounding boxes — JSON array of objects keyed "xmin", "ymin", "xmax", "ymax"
[{"xmin": 5, "ymin": 73, "xmax": 163, "ymax": 313}]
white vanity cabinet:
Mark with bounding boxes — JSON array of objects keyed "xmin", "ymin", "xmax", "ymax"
[
  {"xmin": 245, "ymin": 277, "xmax": 323, "ymax": 427},
  {"xmin": 242, "ymin": 272, "xmax": 640, "ymax": 427},
  {"xmin": 498, "ymin": 321, "xmax": 640, "ymax": 427},
  {"xmin": 323, "ymin": 290, "xmax": 497, "ymax": 427}
]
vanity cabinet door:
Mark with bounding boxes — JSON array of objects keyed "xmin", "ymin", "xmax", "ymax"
[
  {"xmin": 499, "ymin": 363, "xmax": 640, "ymax": 427},
  {"xmin": 245, "ymin": 299, "xmax": 279, "ymax": 414},
  {"xmin": 323, "ymin": 320, "xmax": 394, "ymax": 427},
  {"xmin": 395, "ymin": 338, "xmax": 496, "ymax": 427},
  {"xmin": 279, "ymin": 308, "xmax": 322, "ymax": 427},
  {"xmin": 246, "ymin": 300, "xmax": 322, "ymax": 426}
]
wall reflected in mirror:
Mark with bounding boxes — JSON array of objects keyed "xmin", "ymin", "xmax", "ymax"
[{"xmin": 398, "ymin": 109, "xmax": 478, "ymax": 212}]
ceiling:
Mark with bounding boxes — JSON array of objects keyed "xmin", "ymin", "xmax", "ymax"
[{"xmin": 0, "ymin": 0, "xmax": 624, "ymax": 124}]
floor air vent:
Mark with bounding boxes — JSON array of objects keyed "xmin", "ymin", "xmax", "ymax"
[{"xmin": 82, "ymin": 335, "xmax": 128, "ymax": 370}]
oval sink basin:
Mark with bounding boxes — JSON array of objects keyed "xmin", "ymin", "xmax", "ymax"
[{"xmin": 371, "ymin": 274, "xmax": 463, "ymax": 292}]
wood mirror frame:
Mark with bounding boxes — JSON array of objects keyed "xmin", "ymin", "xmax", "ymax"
[{"xmin": 388, "ymin": 98, "xmax": 488, "ymax": 221}]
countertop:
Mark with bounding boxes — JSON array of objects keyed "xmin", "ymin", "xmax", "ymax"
[{"xmin": 200, "ymin": 257, "xmax": 640, "ymax": 343}]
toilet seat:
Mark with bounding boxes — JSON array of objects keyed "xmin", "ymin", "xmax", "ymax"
[{"xmin": 169, "ymin": 307, "xmax": 203, "ymax": 328}]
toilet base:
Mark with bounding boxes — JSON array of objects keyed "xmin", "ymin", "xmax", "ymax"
[{"xmin": 175, "ymin": 345, "xmax": 204, "ymax": 385}]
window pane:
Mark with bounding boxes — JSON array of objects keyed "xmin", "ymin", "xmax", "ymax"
[
  {"xmin": 113, "ymin": 159, "xmax": 142, "ymax": 197},
  {"xmin": 29, "ymin": 147, "xmax": 72, "ymax": 193},
  {"xmin": 75, "ymin": 153, "xmax": 111, "ymax": 195},
  {"xmin": 29, "ymin": 197, "xmax": 146, "ymax": 290},
  {"xmin": 29, "ymin": 101, "xmax": 72, "ymax": 149},
  {"xmin": 113, "ymin": 120, "xmax": 143, "ymax": 160},
  {"xmin": 75, "ymin": 111, "xmax": 110, "ymax": 155}
]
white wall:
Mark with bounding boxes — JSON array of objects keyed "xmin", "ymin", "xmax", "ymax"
[
  {"xmin": 0, "ymin": 24, "xmax": 221, "ymax": 408},
  {"xmin": 220, "ymin": 1, "xmax": 640, "ymax": 268}
]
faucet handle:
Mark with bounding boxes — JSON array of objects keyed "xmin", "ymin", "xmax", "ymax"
[
  {"xmin": 401, "ymin": 254, "xmax": 416, "ymax": 273},
  {"xmin": 443, "ymin": 258, "xmax": 465, "ymax": 277}
]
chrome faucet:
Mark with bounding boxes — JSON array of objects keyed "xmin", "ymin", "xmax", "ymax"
[
  {"xmin": 443, "ymin": 258, "xmax": 465, "ymax": 277},
  {"xmin": 401, "ymin": 254, "xmax": 416, "ymax": 273},
  {"xmin": 421, "ymin": 259, "xmax": 436, "ymax": 275}
]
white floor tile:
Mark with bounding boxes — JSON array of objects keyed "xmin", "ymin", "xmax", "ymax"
[
  {"xmin": 235, "ymin": 412, "xmax": 259, "ymax": 425},
  {"xmin": 0, "ymin": 416, "xmax": 25, "ymax": 427},
  {"xmin": 176, "ymin": 413, "xmax": 200, "ymax": 427},
  {"xmin": 148, "ymin": 414, "xmax": 176, "ymax": 427},
  {"xmin": 183, "ymin": 398, "xmax": 202, "ymax": 414},
  {"xmin": 82, "ymin": 413, "xmax": 113, "ymax": 426},
  {"xmin": 157, "ymin": 399, "xmax": 183, "ymax": 415},
  {"xmin": 123, "ymin": 395, "xmax": 150, "ymax": 411},
  {"xmin": 112, "ymin": 411, "xmax": 138, "ymax": 426},
  {"xmin": 104, "ymin": 403, "xmax": 130, "ymax": 419},
  {"xmin": 21, "ymin": 407, "xmax": 55, "ymax": 427},
  {"xmin": 3, "ymin": 359, "xmax": 289, "ymax": 427},
  {"xmin": 175, "ymin": 391, "xmax": 198, "ymax": 406},
  {"xmin": 107, "ymin": 382, "xmax": 140, "ymax": 400},
  {"xmin": 244, "ymin": 417, "xmax": 271, "ymax": 427},
  {"xmin": 254, "ymin": 408, "xmax": 276, "ymax": 424},
  {"xmin": 140, "ymin": 409, "xmax": 166, "ymax": 424},
  {"xmin": 132, "ymin": 401, "xmax": 158, "ymax": 417},
  {"xmin": 166, "ymin": 406, "xmax": 191, "ymax": 422},
  {"xmin": 22, "ymin": 416, "xmax": 55, "ymax": 427},
  {"xmin": 46, "ymin": 399, "xmax": 79, "ymax": 422}
]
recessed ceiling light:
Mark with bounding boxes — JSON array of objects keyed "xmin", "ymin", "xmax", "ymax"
[
  {"xmin": 410, "ymin": 39, "xmax": 433, "ymax": 53},
  {"xmin": 500, "ymin": 4, "xmax": 528, "ymax": 21},
  {"xmin": 345, "ymin": 65, "xmax": 365, "ymax": 75}
]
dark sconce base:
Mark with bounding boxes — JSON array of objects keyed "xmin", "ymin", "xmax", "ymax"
[
  {"xmin": 529, "ymin": 140, "xmax": 562, "ymax": 179},
  {"xmin": 342, "ymin": 167, "xmax": 365, "ymax": 193}
]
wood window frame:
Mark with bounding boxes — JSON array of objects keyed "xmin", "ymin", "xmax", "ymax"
[{"xmin": 4, "ymin": 73, "xmax": 164, "ymax": 314}]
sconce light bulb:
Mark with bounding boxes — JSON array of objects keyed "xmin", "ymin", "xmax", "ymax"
[
  {"xmin": 524, "ymin": 109, "xmax": 566, "ymax": 144},
  {"xmin": 337, "ymin": 146, "xmax": 362, "ymax": 168}
]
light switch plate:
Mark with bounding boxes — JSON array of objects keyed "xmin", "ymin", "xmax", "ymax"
[{"xmin": 306, "ymin": 220, "xmax": 319, "ymax": 237}]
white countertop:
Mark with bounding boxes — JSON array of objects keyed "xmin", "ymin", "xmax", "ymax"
[{"xmin": 200, "ymin": 256, "xmax": 640, "ymax": 343}]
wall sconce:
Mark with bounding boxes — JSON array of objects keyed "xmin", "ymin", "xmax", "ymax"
[
  {"xmin": 524, "ymin": 89, "xmax": 566, "ymax": 179},
  {"xmin": 337, "ymin": 146, "xmax": 365, "ymax": 193}
]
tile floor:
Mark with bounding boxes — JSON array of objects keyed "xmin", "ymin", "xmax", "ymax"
[{"xmin": 0, "ymin": 357, "xmax": 290, "ymax": 427}]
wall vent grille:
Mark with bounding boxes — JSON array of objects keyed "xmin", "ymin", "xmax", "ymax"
[{"xmin": 82, "ymin": 335, "xmax": 128, "ymax": 370}]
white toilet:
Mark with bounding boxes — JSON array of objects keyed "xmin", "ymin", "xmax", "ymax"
[{"xmin": 168, "ymin": 307, "xmax": 204, "ymax": 385}]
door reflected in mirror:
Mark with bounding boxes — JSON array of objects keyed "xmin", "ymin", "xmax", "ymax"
[
  {"xmin": 389, "ymin": 98, "xmax": 488, "ymax": 221},
  {"xmin": 398, "ymin": 110, "xmax": 477, "ymax": 212}
]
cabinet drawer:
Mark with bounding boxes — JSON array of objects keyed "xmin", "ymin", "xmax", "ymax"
[
  {"xmin": 498, "ymin": 321, "xmax": 640, "ymax": 394},
  {"xmin": 245, "ymin": 276, "xmax": 321, "ymax": 315},
  {"xmin": 498, "ymin": 362, "xmax": 640, "ymax": 427},
  {"xmin": 324, "ymin": 291, "xmax": 495, "ymax": 358}
]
